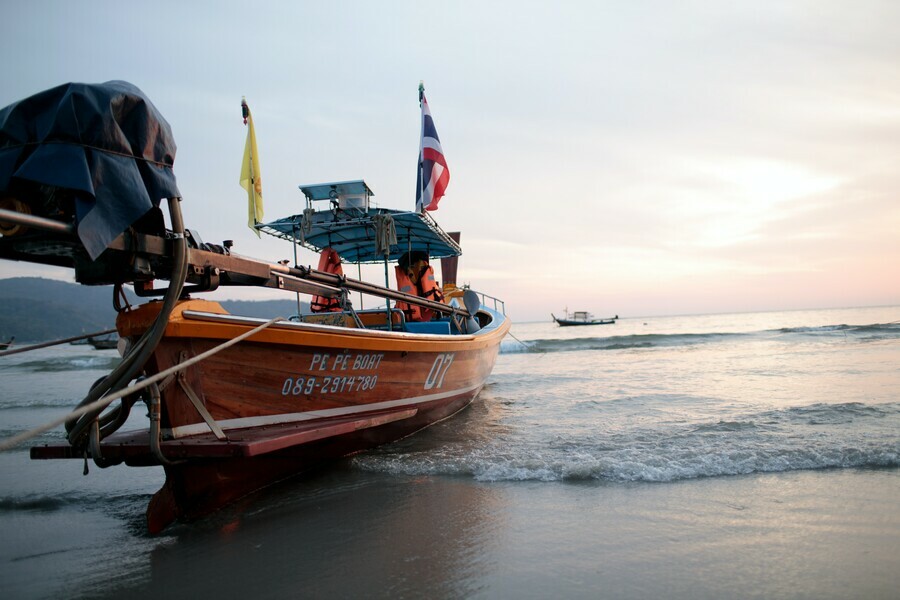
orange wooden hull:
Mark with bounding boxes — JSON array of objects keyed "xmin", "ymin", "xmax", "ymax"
[{"xmin": 112, "ymin": 299, "xmax": 509, "ymax": 531}]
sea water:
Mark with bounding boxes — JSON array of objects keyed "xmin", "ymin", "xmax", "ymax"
[
  {"xmin": 0, "ymin": 306, "xmax": 898, "ymax": 598},
  {"xmin": 356, "ymin": 307, "xmax": 900, "ymax": 483}
]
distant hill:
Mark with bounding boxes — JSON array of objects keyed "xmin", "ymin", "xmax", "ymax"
[
  {"xmin": 0, "ymin": 278, "xmax": 307, "ymax": 342},
  {"xmin": 0, "ymin": 278, "xmax": 129, "ymax": 342}
]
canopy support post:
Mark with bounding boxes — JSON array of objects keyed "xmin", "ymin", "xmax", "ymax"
[
  {"xmin": 292, "ymin": 226, "xmax": 301, "ymax": 318},
  {"xmin": 358, "ymin": 263, "xmax": 364, "ymax": 310},
  {"xmin": 383, "ymin": 256, "xmax": 392, "ymax": 331}
]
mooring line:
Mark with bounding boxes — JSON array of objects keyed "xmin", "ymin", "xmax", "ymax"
[
  {"xmin": 0, "ymin": 328, "xmax": 119, "ymax": 358},
  {"xmin": 506, "ymin": 330, "xmax": 533, "ymax": 350},
  {"xmin": 0, "ymin": 316, "xmax": 285, "ymax": 452}
]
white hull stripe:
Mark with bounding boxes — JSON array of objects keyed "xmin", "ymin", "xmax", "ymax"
[{"xmin": 166, "ymin": 382, "xmax": 484, "ymax": 439}]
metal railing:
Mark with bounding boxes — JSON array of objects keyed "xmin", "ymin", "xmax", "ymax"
[{"xmin": 475, "ymin": 291, "xmax": 506, "ymax": 315}]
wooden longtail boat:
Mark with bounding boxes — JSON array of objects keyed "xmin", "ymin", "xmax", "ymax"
[
  {"xmin": 0, "ymin": 81, "xmax": 509, "ymax": 532},
  {"xmin": 551, "ymin": 310, "xmax": 617, "ymax": 327}
]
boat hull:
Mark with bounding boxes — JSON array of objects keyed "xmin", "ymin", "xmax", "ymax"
[
  {"xmin": 145, "ymin": 390, "xmax": 476, "ymax": 532},
  {"xmin": 553, "ymin": 318, "xmax": 616, "ymax": 326},
  {"xmin": 109, "ymin": 299, "xmax": 508, "ymax": 531}
]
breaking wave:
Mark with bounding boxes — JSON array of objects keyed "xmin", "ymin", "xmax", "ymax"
[
  {"xmin": 0, "ymin": 495, "xmax": 70, "ymax": 513},
  {"xmin": 352, "ymin": 402, "xmax": 900, "ymax": 483},
  {"xmin": 501, "ymin": 322, "xmax": 900, "ymax": 354},
  {"xmin": 0, "ymin": 491, "xmax": 155, "ymax": 518},
  {"xmin": 505, "ymin": 332, "xmax": 746, "ymax": 354},
  {"xmin": 0, "ymin": 399, "xmax": 80, "ymax": 410},
  {"xmin": 1, "ymin": 355, "xmax": 121, "ymax": 373},
  {"xmin": 776, "ymin": 323, "xmax": 900, "ymax": 335}
]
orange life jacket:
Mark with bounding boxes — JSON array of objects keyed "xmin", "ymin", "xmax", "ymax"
[
  {"xmin": 394, "ymin": 265, "xmax": 423, "ymax": 322},
  {"xmin": 419, "ymin": 265, "xmax": 444, "ymax": 305},
  {"xmin": 311, "ymin": 247, "xmax": 344, "ymax": 312},
  {"xmin": 394, "ymin": 263, "xmax": 444, "ymax": 322}
]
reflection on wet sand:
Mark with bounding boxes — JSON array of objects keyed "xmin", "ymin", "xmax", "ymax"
[{"xmin": 124, "ymin": 467, "xmax": 506, "ymax": 598}]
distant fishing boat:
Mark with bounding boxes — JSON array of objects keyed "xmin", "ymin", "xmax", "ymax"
[
  {"xmin": 0, "ymin": 336, "xmax": 13, "ymax": 350},
  {"xmin": 0, "ymin": 81, "xmax": 509, "ymax": 533},
  {"xmin": 551, "ymin": 310, "xmax": 618, "ymax": 327},
  {"xmin": 87, "ymin": 335, "xmax": 118, "ymax": 350}
]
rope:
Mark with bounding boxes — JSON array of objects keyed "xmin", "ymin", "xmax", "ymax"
[
  {"xmin": 7, "ymin": 140, "xmax": 176, "ymax": 169},
  {"xmin": 0, "ymin": 328, "xmax": 118, "ymax": 357},
  {"xmin": 0, "ymin": 315, "xmax": 285, "ymax": 452},
  {"xmin": 65, "ymin": 196, "xmax": 190, "ymax": 447},
  {"xmin": 299, "ymin": 207, "xmax": 315, "ymax": 243},
  {"xmin": 506, "ymin": 330, "xmax": 533, "ymax": 350}
]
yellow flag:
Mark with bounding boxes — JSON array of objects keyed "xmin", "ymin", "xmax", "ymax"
[{"xmin": 240, "ymin": 100, "xmax": 263, "ymax": 236}]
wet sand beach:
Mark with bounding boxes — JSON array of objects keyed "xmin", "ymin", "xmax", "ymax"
[{"xmin": 5, "ymin": 464, "xmax": 896, "ymax": 599}]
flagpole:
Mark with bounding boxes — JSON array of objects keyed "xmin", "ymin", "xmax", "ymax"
[
  {"xmin": 245, "ymin": 98, "xmax": 257, "ymax": 226},
  {"xmin": 242, "ymin": 97, "xmax": 252, "ymax": 224},
  {"xmin": 418, "ymin": 81, "xmax": 425, "ymax": 214},
  {"xmin": 247, "ymin": 138, "xmax": 253, "ymax": 225},
  {"xmin": 241, "ymin": 97, "xmax": 263, "ymax": 235}
]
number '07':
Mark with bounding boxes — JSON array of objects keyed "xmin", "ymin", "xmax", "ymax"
[{"xmin": 424, "ymin": 353, "xmax": 454, "ymax": 390}]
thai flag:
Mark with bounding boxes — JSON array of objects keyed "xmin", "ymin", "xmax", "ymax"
[{"xmin": 416, "ymin": 88, "xmax": 450, "ymax": 212}]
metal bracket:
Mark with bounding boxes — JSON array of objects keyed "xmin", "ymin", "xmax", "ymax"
[{"xmin": 177, "ymin": 351, "xmax": 227, "ymax": 441}]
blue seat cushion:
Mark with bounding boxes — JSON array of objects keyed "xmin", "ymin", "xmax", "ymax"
[{"xmin": 405, "ymin": 321, "xmax": 451, "ymax": 335}]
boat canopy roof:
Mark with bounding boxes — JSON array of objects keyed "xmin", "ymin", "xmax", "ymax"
[
  {"xmin": 259, "ymin": 206, "xmax": 462, "ymax": 264},
  {"xmin": 259, "ymin": 179, "xmax": 461, "ymax": 264}
]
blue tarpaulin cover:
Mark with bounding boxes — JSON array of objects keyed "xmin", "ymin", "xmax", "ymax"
[{"xmin": 0, "ymin": 81, "xmax": 180, "ymax": 258}]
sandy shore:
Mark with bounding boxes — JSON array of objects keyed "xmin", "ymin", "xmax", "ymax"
[{"xmin": 5, "ymin": 465, "xmax": 888, "ymax": 599}]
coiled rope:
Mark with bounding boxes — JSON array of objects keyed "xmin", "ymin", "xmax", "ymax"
[{"xmin": 65, "ymin": 196, "xmax": 190, "ymax": 449}]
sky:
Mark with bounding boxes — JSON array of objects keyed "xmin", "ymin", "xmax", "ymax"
[{"xmin": 1, "ymin": 0, "xmax": 898, "ymax": 321}]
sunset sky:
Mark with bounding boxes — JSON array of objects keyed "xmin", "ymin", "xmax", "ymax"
[{"xmin": 1, "ymin": 1, "xmax": 898, "ymax": 321}]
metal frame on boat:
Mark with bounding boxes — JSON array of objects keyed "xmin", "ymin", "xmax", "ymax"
[{"xmin": 0, "ymin": 81, "xmax": 510, "ymax": 532}]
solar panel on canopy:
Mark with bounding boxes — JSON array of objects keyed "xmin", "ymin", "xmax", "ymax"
[{"xmin": 298, "ymin": 180, "xmax": 373, "ymax": 201}]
